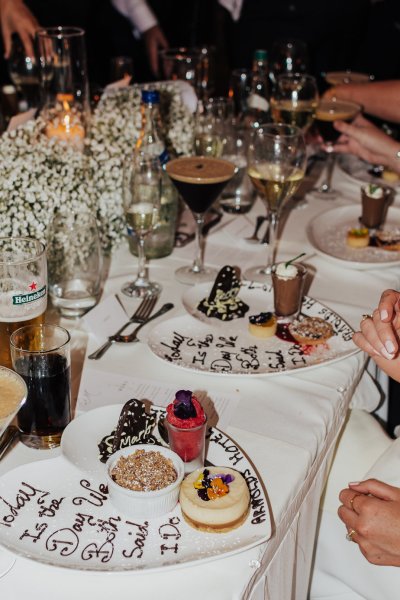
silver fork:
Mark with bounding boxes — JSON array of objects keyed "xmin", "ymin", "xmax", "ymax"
[{"xmin": 88, "ymin": 295, "xmax": 157, "ymax": 360}]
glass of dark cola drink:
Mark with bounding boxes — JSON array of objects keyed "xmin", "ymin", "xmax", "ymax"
[{"xmin": 10, "ymin": 324, "xmax": 71, "ymax": 449}]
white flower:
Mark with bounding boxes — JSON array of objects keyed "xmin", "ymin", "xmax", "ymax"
[{"xmin": 0, "ymin": 83, "xmax": 194, "ymax": 252}]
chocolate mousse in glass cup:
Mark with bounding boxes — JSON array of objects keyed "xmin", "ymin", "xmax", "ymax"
[
  {"xmin": 360, "ymin": 184, "xmax": 391, "ymax": 230},
  {"xmin": 271, "ymin": 261, "xmax": 307, "ymax": 321}
]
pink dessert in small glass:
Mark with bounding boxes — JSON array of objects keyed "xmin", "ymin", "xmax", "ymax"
[{"xmin": 166, "ymin": 390, "xmax": 207, "ymax": 473}]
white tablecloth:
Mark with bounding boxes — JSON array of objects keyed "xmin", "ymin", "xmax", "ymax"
[{"xmin": 1, "ymin": 163, "xmax": 399, "ymax": 600}]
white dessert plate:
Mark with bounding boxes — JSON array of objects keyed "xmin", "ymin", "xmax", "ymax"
[
  {"xmin": 337, "ymin": 154, "xmax": 400, "ymax": 189},
  {"xmin": 147, "ymin": 282, "xmax": 357, "ymax": 376},
  {"xmin": 0, "ymin": 404, "xmax": 270, "ymax": 572},
  {"xmin": 307, "ymin": 205, "xmax": 400, "ymax": 269}
]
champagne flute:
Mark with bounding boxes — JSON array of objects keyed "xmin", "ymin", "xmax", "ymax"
[
  {"xmin": 193, "ymin": 97, "xmax": 233, "ymax": 157},
  {"xmin": 244, "ymin": 124, "xmax": 306, "ymax": 283},
  {"xmin": 270, "ymin": 73, "xmax": 319, "ymax": 132},
  {"xmin": 166, "ymin": 156, "xmax": 236, "ymax": 284},
  {"xmin": 122, "ymin": 155, "xmax": 161, "ymax": 298},
  {"xmin": 313, "ymin": 98, "xmax": 361, "ymax": 198}
]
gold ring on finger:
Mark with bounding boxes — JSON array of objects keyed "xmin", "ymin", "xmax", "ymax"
[
  {"xmin": 346, "ymin": 528, "xmax": 356, "ymax": 541},
  {"xmin": 361, "ymin": 314, "xmax": 373, "ymax": 322}
]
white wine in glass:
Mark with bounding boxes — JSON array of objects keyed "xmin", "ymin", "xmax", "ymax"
[
  {"xmin": 122, "ymin": 155, "xmax": 161, "ymax": 298},
  {"xmin": 270, "ymin": 73, "xmax": 318, "ymax": 132},
  {"xmin": 248, "ymin": 162, "xmax": 304, "ymax": 212},
  {"xmin": 244, "ymin": 124, "xmax": 306, "ymax": 283}
]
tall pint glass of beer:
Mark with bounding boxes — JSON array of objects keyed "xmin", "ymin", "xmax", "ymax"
[{"xmin": 0, "ymin": 237, "xmax": 47, "ymax": 369}]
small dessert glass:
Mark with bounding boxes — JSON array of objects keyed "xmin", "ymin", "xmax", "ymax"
[
  {"xmin": 271, "ymin": 262, "xmax": 307, "ymax": 321},
  {"xmin": 361, "ymin": 186, "xmax": 391, "ymax": 229},
  {"xmin": 166, "ymin": 417, "xmax": 207, "ymax": 474}
]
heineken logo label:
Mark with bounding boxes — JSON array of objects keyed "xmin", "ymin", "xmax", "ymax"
[{"xmin": 12, "ymin": 285, "xmax": 47, "ymax": 305}]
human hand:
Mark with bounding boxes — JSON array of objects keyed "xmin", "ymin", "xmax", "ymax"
[
  {"xmin": 0, "ymin": 0, "xmax": 39, "ymax": 58},
  {"xmin": 143, "ymin": 25, "xmax": 168, "ymax": 77},
  {"xmin": 333, "ymin": 114, "xmax": 400, "ymax": 172},
  {"xmin": 338, "ymin": 479, "xmax": 400, "ymax": 566},
  {"xmin": 353, "ymin": 289, "xmax": 400, "ymax": 361}
]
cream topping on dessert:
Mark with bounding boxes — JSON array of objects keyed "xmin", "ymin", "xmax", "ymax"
[
  {"xmin": 363, "ymin": 183, "xmax": 384, "ymax": 199},
  {"xmin": 275, "ymin": 262, "xmax": 298, "ymax": 279}
]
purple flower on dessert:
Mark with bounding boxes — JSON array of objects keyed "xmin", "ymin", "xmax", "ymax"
[
  {"xmin": 215, "ymin": 474, "xmax": 234, "ymax": 484},
  {"xmin": 174, "ymin": 390, "xmax": 196, "ymax": 419}
]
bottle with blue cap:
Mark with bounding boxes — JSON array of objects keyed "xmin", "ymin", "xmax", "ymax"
[{"xmin": 128, "ymin": 88, "xmax": 178, "ymax": 259}]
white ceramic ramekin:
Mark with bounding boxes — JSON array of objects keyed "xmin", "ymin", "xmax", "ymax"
[{"xmin": 106, "ymin": 444, "xmax": 184, "ymax": 518}]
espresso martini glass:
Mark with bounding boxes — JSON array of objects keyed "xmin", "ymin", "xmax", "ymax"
[
  {"xmin": 166, "ymin": 156, "xmax": 236, "ymax": 284},
  {"xmin": 0, "ymin": 366, "xmax": 27, "ymax": 577},
  {"xmin": 313, "ymin": 98, "xmax": 361, "ymax": 198}
]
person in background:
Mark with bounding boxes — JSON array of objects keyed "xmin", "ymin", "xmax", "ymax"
[
  {"xmin": 323, "ymin": 80, "xmax": 400, "ymax": 175},
  {"xmin": 0, "ymin": 0, "xmax": 168, "ymax": 83},
  {"xmin": 310, "ymin": 289, "xmax": 400, "ymax": 599},
  {"xmin": 218, "ymin": 0, "xmax": 370, "ymax": 78}
]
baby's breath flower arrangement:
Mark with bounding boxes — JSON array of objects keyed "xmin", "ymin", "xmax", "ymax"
[{"xmin": 0, "ymin": 83, "xmax": 194, "ymax": 252}]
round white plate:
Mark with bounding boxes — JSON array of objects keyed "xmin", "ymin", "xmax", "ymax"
[
  {"xmin": 337, "ymin": 154, "xmax": 400, "ymax": 189},
  {"xmin": 307, "ymin": 205, "xmax": 400, "ymax": 269},
  {"xmin": 147, "ymin": 283, "xmax": 357, "ymax": 376},
  {"xmin": 0, "ymin": 404, "xmax": 270, "ymax": 572}
]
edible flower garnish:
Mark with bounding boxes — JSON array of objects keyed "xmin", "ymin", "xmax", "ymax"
[
  {"xmin": 349, "ymin": 227, "xmax": 369, "ymax": 237},
  {"xmin": 194, "ymin": 469, "xmax": 234, "ymax": 501},
  {"xmin": 173, "ymin": 390, "xmax": 196, "ymax": 419},
  {"xmin": 285, "ymin": 252, "xmax": 306, "ymax": 268},
  {"xmin": 368, "ymin": 183, "xmax": 379, "ymax": 195}
]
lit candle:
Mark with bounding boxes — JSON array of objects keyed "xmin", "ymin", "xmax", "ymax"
[{"xmin": 45, "ymin": 98, "xmax": 85, "ymax": 150}]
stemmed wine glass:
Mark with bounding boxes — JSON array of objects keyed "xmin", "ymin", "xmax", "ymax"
[
  {"xmin": 270, "ymin": 73, "xmax": 319, "ymax": 133},
  {"xmin": 166, "ymin": 156, "xmax": 236, "ymax": 284},
  {"xmin": 8, "ymin": 34, "xmax": 40, "ymax": 109},
  {"xmin": 245, "ymin": 124, "xmax": 307, "ymax": 283},
  {"xmin": 313, "ymin": 98, "xmax": 361, "ymax": 198},
  {"xmin": 194, "ymin": 97, "xmax": 234, "ymax": 157},
  {"xmin": 122, "ymin": 155, "xmax": 161, "ymax": 298},
  {"xmin": 269, "ymin": 39, "xmax": 310, "ymax": 86}
]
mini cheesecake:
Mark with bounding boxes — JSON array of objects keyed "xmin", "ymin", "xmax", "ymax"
[
  {"xmin": 248, "ymin": 312, "xmax": 277, "ymax": 338},
  {"xmin": 346, "ymin": 227, "xmax": 369, "ymax": 248},
  {"xmin": 179, "ymin": 467, "xmax": 250, "ymax": 533}
]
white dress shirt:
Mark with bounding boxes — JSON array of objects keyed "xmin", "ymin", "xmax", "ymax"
[
  {"xmin": 112, "ymin": 0, "xmax": 244, "ymax": 33},
  {"xmin": 111, "ymin": 0, "xmax": 158, "ymax": 33},
  {"xmin": 218, "ymin": 0, "xmax": 243, "ymax": 21}
]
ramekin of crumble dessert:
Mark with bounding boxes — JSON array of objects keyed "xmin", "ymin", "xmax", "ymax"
[{"xmin": 106, "ymin": 445, "xmax": 184, "ymax": 518}]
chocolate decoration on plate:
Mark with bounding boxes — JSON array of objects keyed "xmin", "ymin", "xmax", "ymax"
[
  {"xmin": 197, "ymin": 265, "xmax": 249, "ymax": 321},
  {"xmin": 98, "ymin": 399, "xmax": 159, "ymax": 463}
]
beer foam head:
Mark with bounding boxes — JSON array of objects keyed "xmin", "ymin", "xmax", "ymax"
[{"xmin": 0, "ymin": 367, "xmax": 26, "ymax": 422}]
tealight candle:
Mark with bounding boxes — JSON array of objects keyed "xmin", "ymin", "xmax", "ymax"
[{"xmin": 45, "ymin": 99, "xmax": 85, "ymax": 150}]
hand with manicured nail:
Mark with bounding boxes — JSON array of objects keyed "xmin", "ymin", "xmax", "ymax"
[{"xmin": 353, "ymin": 289, "xmax": 400, "ymax": 378}]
